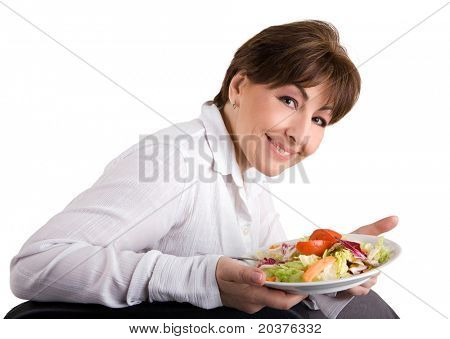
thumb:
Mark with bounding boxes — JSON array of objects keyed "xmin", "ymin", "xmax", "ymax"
[
  {"xmin": 239, "ymin": 265, "xmax": 266, "ymax": 286},
  {"xmin": 351, "ymin": 215, "xmax": 399, "ymax": 236}
]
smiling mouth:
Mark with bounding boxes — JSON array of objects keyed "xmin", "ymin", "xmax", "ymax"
[{"xmin": 265, "ymin": 133, "xmax": 296, "ymax": 159}]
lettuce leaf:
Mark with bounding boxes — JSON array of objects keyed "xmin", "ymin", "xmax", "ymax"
[
  {"xmin": 262, "ymin": 261, "xmax": 305, "ymax": 282},
  {"xmin": 368, "ymin": 236, "xmax": 390, "ymax": 264},
  {"xmin": 315, "ymin": 261, "xmax": 338, "ymax": 281},
  {"xmin": 332, "ymin": 248, "xmax": 354, "ymax": 278},
  {"xmin": 360, "ymin": 241, "xmax": 373, "ymax": 253},
  {"xmin": 295, "ymin": 254, "xmax": 320, "ymax": 268}
]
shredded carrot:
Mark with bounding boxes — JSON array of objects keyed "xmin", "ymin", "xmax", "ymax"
[
  {"xmin": 266, "ymin": 276, "xmax": 277, "ymax": 282},
  {"xmin": 302, "ymin": 256, "xmax": 336, "ymax": 282}
]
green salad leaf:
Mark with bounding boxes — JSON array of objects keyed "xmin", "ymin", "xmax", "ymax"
[
  {"xmin": 368, "ymin": 236, "xmax": 390, "ymax": 264},
  {"xmin": 263, "ymin": 261, "xmax": 305, "ymax": 282},
  {"xmin": 333, "ymin": 248, "xmax": 354, "ymax": 277}
]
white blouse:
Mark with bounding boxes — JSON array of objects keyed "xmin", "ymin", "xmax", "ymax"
[{"xmin": 10, "ymin": 100, "xmax": 354, "ymax": 318}]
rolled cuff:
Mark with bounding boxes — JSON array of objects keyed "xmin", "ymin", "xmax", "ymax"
[{"xmin": 145, "ymin": 252, "xmax": 225, "ymax": 309}]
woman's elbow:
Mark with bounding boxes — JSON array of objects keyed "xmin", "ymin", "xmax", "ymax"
[{"xmin": 10, "ymin": 257, "xmax": 35, "ymax": 300}]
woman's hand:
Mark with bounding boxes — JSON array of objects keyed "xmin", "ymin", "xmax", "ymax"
[
  {"xmin": 345, "ymin": 272, "xmax": 380, "ymax": 296},
  {"xmin": 350, "ymin": 215, "xmax": 398, "ymax": 236},
  {"xmin": 345, "ymin": 215, "xmax": 399, "ymax": 296},
  {"xmin": 215, "ymin": 256, "xmax": 308, "ymax": 314}
]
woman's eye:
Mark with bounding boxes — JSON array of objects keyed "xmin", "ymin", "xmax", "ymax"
[
  {"xmin": 312, "ymin": 116, "xmax": 327, "ymax": 127},
  {"xmin": 280, "ymin": 96, "xmax": 298, "ymax": 109}
]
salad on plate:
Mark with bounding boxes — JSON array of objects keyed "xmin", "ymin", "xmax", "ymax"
[{"xmin": 254, "ymin": 229, "xmax": 391, "ymax": 283}]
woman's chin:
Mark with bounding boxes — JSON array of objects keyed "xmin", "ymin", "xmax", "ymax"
[
  {"xmin": 254, "ymin": 156, "xmax": 301, "ymax": 177},
  {"xmin": 254, "ymin": 163, "xmax": 283, "ymax": 177}
]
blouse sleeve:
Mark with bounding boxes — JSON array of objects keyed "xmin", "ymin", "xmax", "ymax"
[{"xmin": 9, "ymin": 140, "xmax": 223, "ymax": 309}]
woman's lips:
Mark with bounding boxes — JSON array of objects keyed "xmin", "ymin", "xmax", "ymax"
[
  {"xmin": 266, "ymin": 134, "xmax": 297, "ymax": 154},
  {"xmin": 265, "ymin": 133, "xmax": 295, "ymax": 161}
]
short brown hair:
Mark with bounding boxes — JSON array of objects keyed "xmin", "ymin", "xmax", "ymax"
[{"xmin": 213, "ymin": 20, "xmax": 361, "ymax": 125}]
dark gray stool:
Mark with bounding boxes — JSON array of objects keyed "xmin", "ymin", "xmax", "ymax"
[{"xmin": 4, "ymin": 290, "xmax": 399, "ymax": 319}]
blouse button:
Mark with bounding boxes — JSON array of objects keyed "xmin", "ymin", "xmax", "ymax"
[{"xmin": 242, "ymin": 225, "xmax": 250, "ymax": 236}]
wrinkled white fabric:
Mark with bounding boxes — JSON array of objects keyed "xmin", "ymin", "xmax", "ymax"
[{"xmin": 10, "ymin": 100, "xmax": 353, "ymax": 316}]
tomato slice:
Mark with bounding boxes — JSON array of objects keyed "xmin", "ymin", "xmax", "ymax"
[
  {"xmin": 295, "ymin": 240, "xmax": 333, "ymax": 256},
  {"xmin": 309, "ymin": 229, "xmax": 342, "ymax": 244}
]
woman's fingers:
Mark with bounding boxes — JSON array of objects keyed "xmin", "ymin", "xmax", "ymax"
[
  {"xmin": 350, "ymin": 215, "xmax": 399, "ymax": 236},
  {"xmin": 360, "ymin": 276, "xmax": 378, "ymax": 289},
  {"xmin": 216, "ymin": 257, "xmax": 264, "ymax": 286},
  {"xmin": 251, "ymin": 286, "xmax": 308, "ymax": 310},
  {"xmin": 216, "ymin": 258, "xmax": 309, "ymax": 313},
  {"xmin": 222, "ymin": 279, "xmax": 307, "ymax": 310},
  {"xmin": 346, "ymin": 275, "xmax": 379, "ymax": 295},
  {"xmin": 346, "ymin": 285, "xmax": 370, "ymax": 296}
]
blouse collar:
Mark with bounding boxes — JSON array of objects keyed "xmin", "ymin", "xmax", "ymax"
[
  {"xmin": 199, "ymin": 100, "xmax": 245, "ymax": 188},
  {"xmin": 198, "ymin": 100, "xmax": 268, "ymax": 192}
]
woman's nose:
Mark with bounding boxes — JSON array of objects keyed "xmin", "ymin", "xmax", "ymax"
[{"xmin": 286, "ymin": 113, "xmax": 312, "ymax": 150}]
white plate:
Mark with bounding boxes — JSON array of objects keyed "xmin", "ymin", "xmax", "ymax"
[{"xmin": 243, "ymin": 233, "xmax": 401, "ymax": 295}]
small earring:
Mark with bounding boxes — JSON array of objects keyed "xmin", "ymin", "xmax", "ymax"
[{"xmin": 232, "ymin": 102, "xmax": 238, "ymax": 110}]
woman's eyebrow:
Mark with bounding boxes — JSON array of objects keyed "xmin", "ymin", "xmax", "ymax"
[
  {"xmin": 318, "ymin": 106, "xmax": 333, "ymax": 114},
  {"xmin": 292, "ymin": 83, "xmax": 309, "ymax": 101},
  {"xmin": 290, "ymin": 84, "xmax": 333, "ymax": 113}
]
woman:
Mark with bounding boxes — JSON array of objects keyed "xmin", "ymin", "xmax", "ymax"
[{"xmin": 10, "ymin": 20, "xmax": 399, "ymax": 318}]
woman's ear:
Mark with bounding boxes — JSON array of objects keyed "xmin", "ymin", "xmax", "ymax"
[{"xmin": 228, "ymin": 70, "xmax": 248, "ymax": 107}]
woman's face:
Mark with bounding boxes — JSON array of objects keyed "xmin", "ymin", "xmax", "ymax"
[{"xmin": 225, "ymin": 71, "xmax": 333, "ymax": 177}]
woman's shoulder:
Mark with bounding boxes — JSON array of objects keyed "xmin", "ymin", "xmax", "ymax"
[
  {"xmin": 151, "ymin": 117, "xmax": 207, "ymax": 148},
  {"xmin": 103, "ymin": 117, "xmax": 212, "ymax": 176}
]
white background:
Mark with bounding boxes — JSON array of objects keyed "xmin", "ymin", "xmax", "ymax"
[{"xmin": 0, "ymin": 0, "xmax": 448, "ymax": 328}]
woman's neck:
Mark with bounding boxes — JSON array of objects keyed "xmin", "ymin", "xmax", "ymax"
[{"xmin": 220, "ymin": 101, "xmax": 251, "ymax": 174}]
